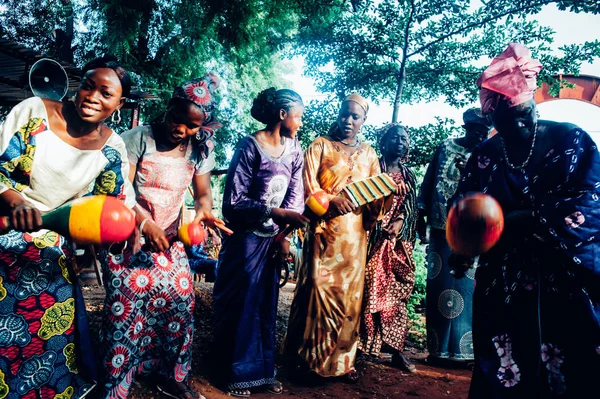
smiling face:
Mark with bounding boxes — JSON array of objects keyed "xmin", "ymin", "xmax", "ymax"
[
  {"xmin": 164, "ymin": 100, "xmax": 206, "ymax": 144},
  {"xmin": 336, "ymin": 101, "xmax": 366, "ymax": 140},
  {"xmin": 280, "ymin": 104, "xmax": 304, "ymax": 139},
  {"xmin": 383, "ymin": 126, "xmax": 409, "ymax": 159},
  {"xmin": 74, "ymin": 68, "xmax": 124, "ymax": 123},
  {"xmin": 491, "ymin": 98, "xmax": 537, "ymax": 141},
  {"xmin": 463, "ymin": 123, "xmax": 491, "ymax": 148}
]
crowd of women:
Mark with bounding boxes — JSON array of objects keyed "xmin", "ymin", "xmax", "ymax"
[{"xmin": 0, "ymin": 42, "xmax": 598, "ymax": 399}]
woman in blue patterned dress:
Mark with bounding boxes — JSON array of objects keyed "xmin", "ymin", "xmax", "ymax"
[
  {"xmin": 213, "ymin": 88, "xmax": 308, "ymax": 398},
  {"xmin": 450, "ymin": 43, "xmax": 600, "ymax": 398},
  {"xmin": 0, "ymin": 56, "xmax": 134, "ymax": 399}
]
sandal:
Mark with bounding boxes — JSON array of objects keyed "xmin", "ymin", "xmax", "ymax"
[
  {"xmin": 265, "ymin": 380, "xmax": 283, "ymax": 395},
  {"xmin": 156, "ymin": 378, "xmax": 205, "ymax": 399},
  {"xmin": 227, "ymin": 388, "xmax": 251, "ymax": 397},
  {"xmin": 344, "ymin": 370, "xmax": 359, "ymax": 383},
  {"xmin": 391, "ymin": 353, "xmax": 417, "ymax": 373}
]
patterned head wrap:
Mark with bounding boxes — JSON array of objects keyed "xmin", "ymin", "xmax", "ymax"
[
  {"xmin": 476, "ymin": 43, "xmax": 542, "ymax": 114},
  {"xmin": 343, "ymin": 93, "xmax": 369, "ymax": 115},
  {"xmin": 171, "ymin": 73, "xmax": 223, "ymax": 159}
]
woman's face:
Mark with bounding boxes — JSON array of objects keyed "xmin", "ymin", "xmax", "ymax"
[
  {"xmin": 491, "ymin": 98, "xmax": 537, "ymax": 141},
  {"xmin": 74, "ymin": 68, "xmax": 124, "ymax": 124},
  {"xmin": 336, "ymin": 101, "xmax": 366, "ymax": 140},
  {"xmin": 165, "ymin": 101, "xmax": 206, "ymax": 144},
  {"xmin": 280, "ymin": 104, "xmax": 304, "ymax": 139},
  {"xmin": 384, "ymin": 127, "xmax": 409, "ymax": 159}
]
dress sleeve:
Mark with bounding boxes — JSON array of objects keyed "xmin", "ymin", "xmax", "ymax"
[
  {"xmin": 303, "ymin": 138, "xmax": 327, "ymax": 199},
  {"xmin": 418, "ymin": 143, "xmax": 443, "ymax": 218},
  {"xmin": 120, "ymin": 126, "xmax": 147, "ymax": 166},
  {"xmin": 448, "ymin": 147, "xmax": 481, "ymax": 208},
  {"xmin": 222, "ymin": 138, "xmax": 270, "ymax": 223},
  {"xmin": 279, "ymin": 141, "xmax": 305, "ymax": 214},
  {"xmin": 88, "ymin": 135, "xmax": 136, "ymax": 208},
  {"xmin": 0, "ymin": 98, "xmax": 42, "ymax": 195},
  {"xmin": 194, "ymin": 151, "xmax": 216, "ymax": 176},
  {"xmin": 533, "ymin": 130, "xmax": 600, "ymax": 273}
]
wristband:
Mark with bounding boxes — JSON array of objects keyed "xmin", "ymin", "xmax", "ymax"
[{"xmin": 139, "ymin": 218, "xmax": 150, "ymax": 235}]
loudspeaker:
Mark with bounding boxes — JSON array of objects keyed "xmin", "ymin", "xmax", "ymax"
[{"xmin": 29, "ymin": 58, "xmax": 69, "ymax": 101}]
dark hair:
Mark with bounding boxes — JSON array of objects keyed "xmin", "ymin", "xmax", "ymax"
[
  {"xmin": 251, "ymin": 88, "xmax": 303, "ymax": 125},
  {"xmin": 81, "ymin": 55, "xmax": 132, "ymax": 98}
]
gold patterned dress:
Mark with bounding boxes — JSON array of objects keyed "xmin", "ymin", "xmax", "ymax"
[{"xmin": 285, "ymin": 136, "xmax": 384, "ymax": 377}]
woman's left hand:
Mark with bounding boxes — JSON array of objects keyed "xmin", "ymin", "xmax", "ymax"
[
  {"xmin": 395, "ymin": 181, "xmax": 410, "ymax": 196},
  {"xmin": 194, "ymin": 211, "xmax": 233, "ymax": 235}
]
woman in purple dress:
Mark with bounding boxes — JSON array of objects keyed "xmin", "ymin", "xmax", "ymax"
[{"xmin": 213, "ymin": 88, "xmax": 308, "ymax": 397}]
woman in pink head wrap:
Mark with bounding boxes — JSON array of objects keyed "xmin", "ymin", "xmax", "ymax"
[{"xmin": 449, "ymin": 43, "xmax": 600, "ymax": 398}]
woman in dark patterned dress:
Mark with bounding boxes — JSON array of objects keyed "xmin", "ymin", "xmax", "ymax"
[{"xmin": 451, "ymin": 43, "xmax": 600, "ymax": 398}]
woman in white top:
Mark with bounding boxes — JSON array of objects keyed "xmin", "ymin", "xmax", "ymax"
[{"xmin": 0, "ymin": 56, "xmax": 135, "ymax": 399}]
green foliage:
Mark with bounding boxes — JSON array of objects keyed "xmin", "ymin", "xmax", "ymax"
[
  {"xmin": 296, "ymin": 0, "xmax": 600, "ymax": 122},
  {"xmin": 0, "ymin": 0, "xmax": 337, "ymax": 167}
]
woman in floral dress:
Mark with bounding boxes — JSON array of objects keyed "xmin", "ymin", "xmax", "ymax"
[{"xmin": 99, "ymin": 74, "xmax": 228, "ymax": 399}]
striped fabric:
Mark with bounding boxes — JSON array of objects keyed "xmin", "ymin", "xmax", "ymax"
[{"xmin": 341, "ymin": 173, "xmax": 396, "ymax": 207}]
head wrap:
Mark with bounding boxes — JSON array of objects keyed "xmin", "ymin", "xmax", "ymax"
[
  {"xmin": 476, "ymin": 43, "xmax": 542, "ymax": 114},
  {"xmin": 171, "ymin": 73, "xmax": 223, "ymax": 159},
  {"xmin": 462, "ymin": 108, "xmax": 491, "ymax": 126},
  {"xmin": 343, "ymin": 93, "xmax": 369, "ymax": 115}
]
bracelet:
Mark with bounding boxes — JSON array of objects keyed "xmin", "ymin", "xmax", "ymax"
[{"xmin": 139, "ymin": 218, "xmax": 149, "ymax": 235}]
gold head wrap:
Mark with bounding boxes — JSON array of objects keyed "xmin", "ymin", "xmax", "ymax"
[{"xmin": 342, "ymin": 93, "xmax": 369, "ymax": 115}]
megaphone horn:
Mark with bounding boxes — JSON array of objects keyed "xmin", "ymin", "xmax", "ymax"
[{"xmin": 29, "ymin": 58, "xmax": 69, "ymax": 101}]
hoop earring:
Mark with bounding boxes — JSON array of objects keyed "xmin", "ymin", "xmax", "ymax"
[{"xmin": 111, "ymin": 109, "xmax": 122, "ymax": 124}]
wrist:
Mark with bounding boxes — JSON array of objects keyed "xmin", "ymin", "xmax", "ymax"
[{"xmin": 139, "ymin": 218, "xmax": 150, "ymax": 235}]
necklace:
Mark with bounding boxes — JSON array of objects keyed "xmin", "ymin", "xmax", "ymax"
[
  {"xmin": 340, "ymin": 139, "xmax": 360, "ymax": 147},
  {"xmin": 500, "ymin": 125, "xmax": 537, "ymax": 169}
]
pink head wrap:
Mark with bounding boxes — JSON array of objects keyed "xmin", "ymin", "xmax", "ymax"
[{"xmin": 476, "ymin": 43, "xmax": 542, "ymax": 114}]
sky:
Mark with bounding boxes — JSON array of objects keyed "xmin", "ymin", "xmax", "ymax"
[{"xmin": 286, "ymin": 3, "xmax": 600, "ymax": 141}]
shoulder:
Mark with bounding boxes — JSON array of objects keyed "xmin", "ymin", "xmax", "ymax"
[
  {"xmin": 235, "ymin": 135, "xmax": 255, "ymax": 151},
  {"xmin": 6, "ymin": 97, "xmax": 46, "ymax": 120},
  {"xmin": 309, "ymin": 135, "xmax": 330, "ymax": 148},
  {"xmin": 120, "ymin": 125, "xmax": 149, "ymax": 143}
]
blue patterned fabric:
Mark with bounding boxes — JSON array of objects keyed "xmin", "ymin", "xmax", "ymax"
[{"xmin": 455, "ymin": 127, "xmax": 600, "ymax": 398}]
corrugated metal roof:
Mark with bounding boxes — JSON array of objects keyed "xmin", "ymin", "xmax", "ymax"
[{"xmin": 0, "ymin": 38, "xmax": 158, "ymax": 104}]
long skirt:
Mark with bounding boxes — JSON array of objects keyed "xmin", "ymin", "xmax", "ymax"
[
  {"xmin": 0, "ymin": 230, "xmax": 95, "ymax": 399},
  {"xmin": 425, "ymin": 228, "xmax": 475, "ymax": 361},
  {"xmin": 361, "ymin": 238, "xmax": 415, "ymax": 355},
  {"xmin": 212, "ymin": 232, "xmax": 278, "ymax": 390},
  {"xmin": 99, "ymin": 242, "xmax": 195, "ymax": 398}
]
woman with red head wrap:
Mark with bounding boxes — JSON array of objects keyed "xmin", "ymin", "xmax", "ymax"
[{"xmin": 449, "ymin": 43, "xmax": 600, "ymax": 398}]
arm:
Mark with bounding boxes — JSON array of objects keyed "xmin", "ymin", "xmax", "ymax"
[
  {"xmin": 191, "ymin": 172, "xmax": 232, "ymax": 234},
  {"xmin": 362, "ymin": 150, "xmax": 385, "ymax": 231},
  {"xmin": 0, "ymin": 100, "xmax": 43, "ymax": 230},
  {"xmin": 279, "ymin": 141, "xmax": 305, "ymax": 215},
  {"xmin": 222, "ymin": 139, "xmax": 271, "ymax": 224}
]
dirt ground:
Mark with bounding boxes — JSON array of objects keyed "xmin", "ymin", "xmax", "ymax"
[{"xmin": 83, "ymin": 281, "xmax": 471, "ymax": 399}]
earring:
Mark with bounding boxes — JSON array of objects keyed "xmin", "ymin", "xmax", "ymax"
[
  {"xmin": 195, "ymin": 132, "xmax": 202, "ymax": 140},
  {"xmin": 111, "ymin": 109, "xmax": 122, "ymax": 124}
]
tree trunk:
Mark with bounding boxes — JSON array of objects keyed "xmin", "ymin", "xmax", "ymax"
[{"xmin": 392, "ymin": 61, "xmax": 406, "ymax": 123}]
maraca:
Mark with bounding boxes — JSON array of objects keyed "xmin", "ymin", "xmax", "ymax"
[
  {"xmin": 178, "ymin": 223, "xmax": 205, "ymax": 247},
  {"xmin": 0, "ymin": 195, "xmax": 135, "ymax": 245},
  {"xmin": 305, "ymin": 191, "xmax": 330, "ymax": 217},
  {"xmin": 446, "ymin": 193, "xmax": 504, "ymax": 257}
]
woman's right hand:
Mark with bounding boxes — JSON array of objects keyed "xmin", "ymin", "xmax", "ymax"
[
  {"xmin": 326, "ymin": 196, "xmax": 356, "ymax": 218},
  {"xmin": 271, "ymin": 208, "xmax": 310, "ymax": 228},
  {"xmin": 141, "ymin": 220, "xmax": 170, "ymax": 252},
  {"xmin": 10, "ymin": 201, "xmax": 43, "ymax": 232}
]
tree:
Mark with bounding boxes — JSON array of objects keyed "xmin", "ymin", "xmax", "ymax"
[
  {"xmin": 297, "ymin": 0, "xmax": 600, "ymax": 122},
  {"xmin": 0, "ymin": 0, "xmax": 342, "ymax": 166}
]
